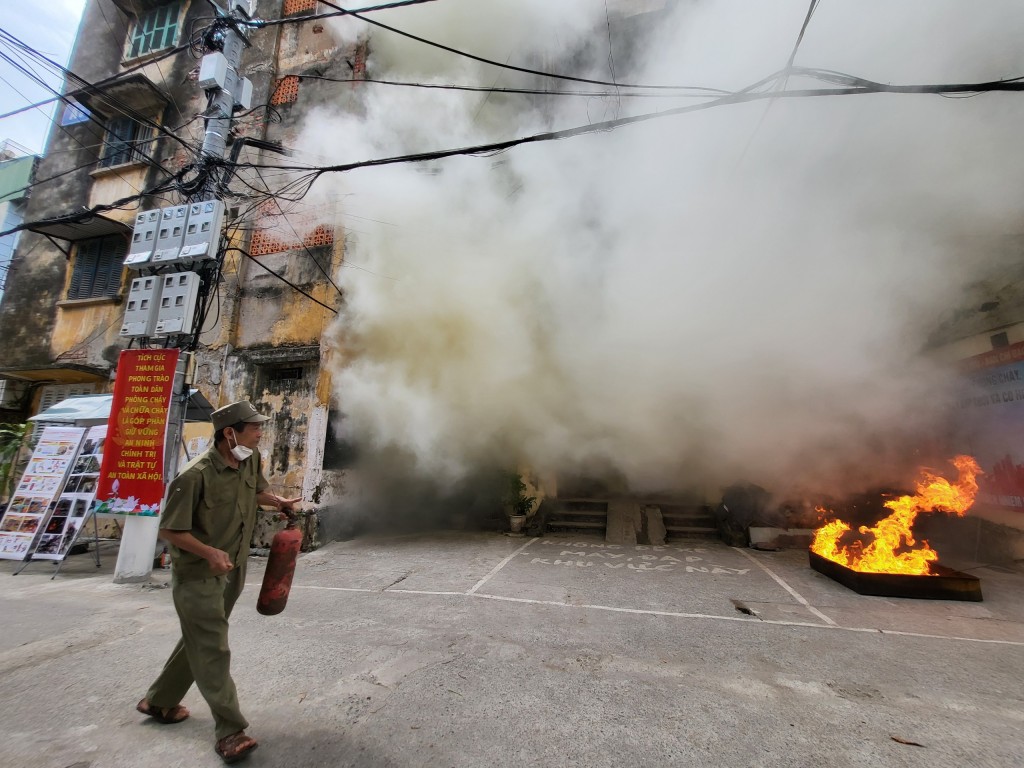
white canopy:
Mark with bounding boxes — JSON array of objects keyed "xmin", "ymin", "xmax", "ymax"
[{"xmin": 28, "ymin": 391, "xmax": 213, "ymax": 424}]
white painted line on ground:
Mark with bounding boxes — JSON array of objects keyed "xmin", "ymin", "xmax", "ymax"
[
  {"xmin": 466, "ymin": 537, "xmax": 537, "ymax": 594},
  {"xmin": 733, "ymin": 547, "xmax": 837, "ymax": 626},
  {"xmin": 287, "ymin": 584, "xmax": 1024, "ymax": 647}
]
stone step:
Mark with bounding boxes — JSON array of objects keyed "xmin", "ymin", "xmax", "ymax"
[
  {"xmin": 560, "ymin": 502, "xmax": 610, "ymax": 513},
  {"xmin": 662, "ymin": 512, "xmax": 716, "ymax": 522},
  {"xmin": 665, "ymin": 525, "xmax": 719, "ymax": 536},
  {"xmin": 547, "ymin": 520, "xmax": 606, "ymax": 529},
  {"xmin": 554, "ymin": 508, "xmax": 610, "ymax": 517}
]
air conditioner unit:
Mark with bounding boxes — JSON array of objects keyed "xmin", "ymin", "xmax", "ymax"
[{"xmin": 0, "ymin": 379, "xmax": 25, "ymax": 409}]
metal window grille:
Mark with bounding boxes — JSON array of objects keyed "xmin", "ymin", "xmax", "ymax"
[
  {"xmin": 68, "ymin": 235, "xmax": 127, "ymax": 300},
  {"xmin": 127, "ymin": 2, "xmax": 182, "ymax": 59},
  {"xmin": 98, "ymin": 117, "xmax": 155, "ymax": 168}
]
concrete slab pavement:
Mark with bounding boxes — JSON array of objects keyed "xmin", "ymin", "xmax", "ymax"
[{"xmin": 1, "ymin": 532, "xmax": 1022, "ymax": 768}]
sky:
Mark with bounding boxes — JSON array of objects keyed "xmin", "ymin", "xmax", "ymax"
[{"xmin": 0, "ymin": 1, "xmax": 87, "ymax": 154}]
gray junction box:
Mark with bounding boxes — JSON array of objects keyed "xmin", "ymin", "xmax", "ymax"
[
  {"xmin": 125, "ymin": 210, "xmax": 160, "ymax": 267},
  {"xmin": 154, "ymin": 272, "xmax": 201, "ymax": 336},
  {"xmin": 179, "ymin": 200, "xmax": 225, "ymax": 261},
  {"xmin": 119, "ymin": 275, "xmax": 162, "ymax": 337},
  {"xmin": 151, "ymin": 205, "xmax": 189, "ymax": 264}
]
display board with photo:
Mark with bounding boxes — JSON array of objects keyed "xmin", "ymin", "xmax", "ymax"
[
  {"xmin": 0, "ymin": 427, "xmax": 86, "ymax": 560},
  {"xmin": 31, "ymin": 425, "xmax": 107, "ymax": 561}
]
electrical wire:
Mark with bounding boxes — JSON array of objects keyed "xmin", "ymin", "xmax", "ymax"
[
  {"xmin": 296, "ymin": 74, "xmax": 720, "ymax": 99},
  {"xmin": 250, "ymin": 163, "xmax": 344, "ymax": 299},
  {"xmin": 226, "ymin": 247, "xmax": 339, "ymax": 315},
  {"xmin": 0, "ymin": 43, "xmax": 190, "ymax": 122},
  {"xmin": 249, "ymin": 0, "xmax": 443, "ymax": 27},
  {"xmin": 0, "ymin": 41, "xmax": 183, "ymax": 177},
  {"xmin": 0, "ymin": 165, "xmax": 192, "ymax": 239},
  {"xmin": 0, "ymin": 28, "xmax": 195, "ymax": 156},
  {"xmin": 232, "ymin": 76, "xmax": 1024, "ymax": 182},
  {"xmin": 0, "ymin": 52, "xmax": 151, "ymax": 195},
  {"xmin": 6, "ymin": 72, "xmax": 1024, "ymax": 241},
  {"xmin": 315, "ymin": 1, "xmax": 731, "ymax": 94}
]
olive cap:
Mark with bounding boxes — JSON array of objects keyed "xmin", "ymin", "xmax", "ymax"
[{"xmin": 211, "ymin": 400, "xmax": 270, "ymax": 432}]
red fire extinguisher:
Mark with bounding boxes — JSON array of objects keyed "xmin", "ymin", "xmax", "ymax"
[{"xmin": 257, "ymin": 518, "xmax": 303, "ymax": 616}]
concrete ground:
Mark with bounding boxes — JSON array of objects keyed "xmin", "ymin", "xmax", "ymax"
[{"xmin": 1, "ymin": 531, "xmax": 1022, "ymax": 768}]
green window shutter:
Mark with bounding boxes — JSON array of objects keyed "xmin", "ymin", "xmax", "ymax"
[
  {"xmin": 126, "ymin": 2, "xmax": 182, "ymax": 59},
  {"xmin": 69, "ymin": 239, "xmax": 99, "ymax": 299},
  {"xmin": 68, "ymin": 236, "xmax": 126, "ymax": 299},
  {"xmin": 96, "ymin": 236, "xmax": 127, "ymax": 297}
]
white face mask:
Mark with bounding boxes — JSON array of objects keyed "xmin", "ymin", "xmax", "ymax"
[
  {"xmin": 228, "ymin": 432, "xmax": 253, "ymax": 462},
  {"xmin": 230, "ymin": 444, "xmax": 253, "ymax": 461}
]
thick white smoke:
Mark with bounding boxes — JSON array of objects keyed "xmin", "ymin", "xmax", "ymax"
[{"xmin": 297, "ymin": 0, "xmax": 1024, "ymax": 500}]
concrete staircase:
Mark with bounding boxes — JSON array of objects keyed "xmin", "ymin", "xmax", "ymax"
[
  {"xmin": 656, "ymin": 503, "xmax": 718, "ymax": 540},
  {"xmin": 544, "ymin": 498, "xmax": 609, "ymax": 536},
  {"xmin": 540, "ymin": 498, "xmax": 718, "ymax": 544}
]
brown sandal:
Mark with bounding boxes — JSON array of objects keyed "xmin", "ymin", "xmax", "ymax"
[
  {"xmin": 215, "ymin": 731, "xmax": 259, "ymax": 764},
  {"xmin": 136, "ymin": 698, "xmax": 190, "ymax": 724}
]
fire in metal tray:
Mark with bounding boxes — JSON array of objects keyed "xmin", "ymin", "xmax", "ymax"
[{"xmin": 809, "ymin": 456, "xmax": 983, "ymax": 598}]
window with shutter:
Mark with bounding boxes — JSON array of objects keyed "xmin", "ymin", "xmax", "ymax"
[
  {"xmin": 98, "ymin": 116, "xmax": 156, "ymax": 168},
  {"xmin": 125, "ymin": 2, "xmax": 183, "ymax": 60},
  {"xmin": 67, "ymin": 235, "xmax": 127, "ymax": 300},
  {"xmin": 31, "ymin": 383, "xmax": 98, "ymax": 441}
]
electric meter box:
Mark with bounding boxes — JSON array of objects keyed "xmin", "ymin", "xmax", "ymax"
[
  {"xmin": 125, "ymin": 209, "xmax": 160, "ymax": 267},
  {"xmin": 180, "ymin": 200, "xmax": 225, "ymax": 261},
  {"xmin": 236, "ymin": 76, "xmax": 253, "ymax": 111},
  {"xmin": 153, "ymin": 272, "xmax": 201, "ymax": 336},
  {"xmin": 198, "ymin": 52, "xmax": 229, "ymax": 91},
  {"xmin": 119, "ymin": 275, "xmax": 162, "ymax": 337},
  {"xmin": 151, "ymin": 205, "xmax": 190, "ymax": 264}
]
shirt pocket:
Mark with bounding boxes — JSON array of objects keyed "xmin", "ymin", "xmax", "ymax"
[{"xmin": 201, "ymin": 478, "xmax": 236, "ymax": 511}]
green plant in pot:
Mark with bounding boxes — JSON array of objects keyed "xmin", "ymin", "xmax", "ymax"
[
  {"xmin": 505, "ymin": 472, "xmax": 536, "ymax": 534},
  {"xmin": 0, "ymin": 423, "xmax": 29, "ymax": 504}
]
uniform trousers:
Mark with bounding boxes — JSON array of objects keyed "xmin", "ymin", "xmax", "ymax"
[{"xmin": 145, "ymin": 564, "xmax": 249, "ymax": 740}]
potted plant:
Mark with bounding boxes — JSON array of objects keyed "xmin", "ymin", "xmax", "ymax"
[
  {"xmin": 505, "ymin": 472, "xmax": 536, "ymax": 534},
  {"xmin": 0, "ymin": 423, "xmax": 28, "ymax": 504}
]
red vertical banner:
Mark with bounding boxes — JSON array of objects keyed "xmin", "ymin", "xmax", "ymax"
[{"xmin": 94, "ymin": 349, "xmax": 179, "ymax": 516}]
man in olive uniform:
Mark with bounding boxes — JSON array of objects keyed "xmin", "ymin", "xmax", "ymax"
[{"xmin": 135, "ymin": 400, "xmax": 300, "ymax": 764}]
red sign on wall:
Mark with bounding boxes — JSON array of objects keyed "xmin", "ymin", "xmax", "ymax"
[{"xmin": 94, "ymin": 350, "xmax": 179, "ymax": 516}]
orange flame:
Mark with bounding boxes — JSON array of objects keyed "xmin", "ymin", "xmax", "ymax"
[{"xmin": 810, "ymin": 455, "xmax": 981, "ymax": 575}]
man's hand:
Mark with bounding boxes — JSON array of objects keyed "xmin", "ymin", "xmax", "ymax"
[
  {"xmin": 278, "ymin": 495, "xmax": 302, "ymax": 515},
  {"xmin": 277, "ymin": 496, "xmax": 303, "ymax": 522},
  {"xmin": 160, "ymin": 530, "xmax": 234, "ymax": 575},
  {"xmin": 205, "ymin": 548, "xmax": 234, "ymax": 575},
  {"xmin": 258, "ymin": 491, "xmax": 303, "ymax": 521}
]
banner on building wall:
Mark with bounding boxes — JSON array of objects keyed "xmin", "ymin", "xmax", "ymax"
[
  {"xmin": 0, "ymin": 426, "xmax": 86, "ymax": 560},
  {"xmin": 954, "ymin": 341, "xmax": 1024, "ymax": 511},
  {"xmin": 94, "ymin": 350, "xmax": 179, "ymax": 516}
]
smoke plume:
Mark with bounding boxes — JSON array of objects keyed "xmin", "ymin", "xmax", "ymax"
[{"xmin": 296, "ymin": 0, "xmax": 1024, "ymax": 502}]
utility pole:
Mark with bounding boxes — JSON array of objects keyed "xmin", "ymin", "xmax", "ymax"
[
  {"xmin": 164, "ymin": 0, "xmax": 257, "ymax": 495},
  {"xmin": 198, "ymin": 1, "xmax": 254, "ymax": 194},
  {"xmin": 113, "ymin": 1, "xmax": 255, "ymax": 582}
]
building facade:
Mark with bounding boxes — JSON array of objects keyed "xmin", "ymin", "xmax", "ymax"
[
  {"xmin": 0, "ymin": 1, "xmax": 364, "ymax": 534},
  {"xmin": 1, "ymin": 1, "xmax": 1021, "ymax": 561}
]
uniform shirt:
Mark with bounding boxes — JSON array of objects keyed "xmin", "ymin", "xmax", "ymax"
[{"xmin": 160, "ymin": 444, "xmax": 270, "ymax": 581}]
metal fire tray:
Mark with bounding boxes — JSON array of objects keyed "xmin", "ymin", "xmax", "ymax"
[{"xmin": 808, "ymin": 550, "xmax": 983, "ymax": 601}]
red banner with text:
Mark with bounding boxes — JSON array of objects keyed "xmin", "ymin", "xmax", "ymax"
[{"xmin": 94, "ymin": 349, "xmax": 179, "ymax": 516}]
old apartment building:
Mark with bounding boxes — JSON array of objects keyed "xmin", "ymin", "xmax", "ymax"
[{"xmin": 0, "ymin": 1, "xmax": 364, "ymax": 522}]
